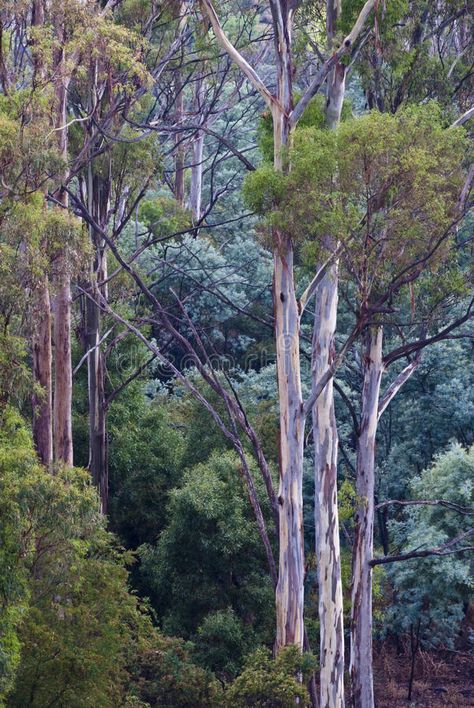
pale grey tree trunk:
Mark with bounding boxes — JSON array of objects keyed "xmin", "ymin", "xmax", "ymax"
[
  {"xmin": 52, "ymin": 59, "xmax": 73, "ymax": 466},
  {"xmin": 271, "ymin": 5, "xmax": 306, "ymax": 653},
  {"xmin": 274, "ymin": 239, "xmax": 305, "ymax": 650},
  {"xmin": 86, "ymin": 163, "xmax": 110, "ymax": 512},
  {"xmin": 190, "ymin": 131, "xmax": 204, "ymax": 222},
  {"xmin": 189, "ymin": 76, "xmax": 205, "ymax": 225},
  {"xmin": 312, "ymin": 264, "xmax": 345, "ymax": 707},
  {"xmin": 200, "ymin": 0, "xmax": 377, "ymax": 655},
  {"xmin": 350, "ymin": 326, "xmax": 383, "ymax": 708},
  {"xmin": 32, "ymin": 278, "xmax": 53, "ymax": 466},
  {"xmin": 312, "ymin": 3, "xmax": 346, "ymax": 699}
]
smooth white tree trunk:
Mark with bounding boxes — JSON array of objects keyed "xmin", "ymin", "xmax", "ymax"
[
  {"xmin": 312, "ymin": 5, "xmax": 346, "ymax": 695},
  {"xmin": 350, "ymin": 326, "xmax": 383, "ymax": 708}
]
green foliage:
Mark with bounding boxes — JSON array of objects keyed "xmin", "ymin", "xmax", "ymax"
[
  {"xmin": 384, "ymin": 443, "xmax": 474, "ymax": 648},
  {"xmin": 0, "ymin": 406, "xmax": 218, "ymax": 707},
  {"xmin": 124, "ymin": 626, "xmax": 222, "ymax": 707},
  {"xmin": 224, "ymin": 646, "xmax": 317, "ymax": 707},
  {"xmin": 0, "ymin": 408, "xmax": 38, "ymax": 701},
  {"xmin": 256, "ymin": 95, "xmax": 351, "ymax": 164},
  {"xmin": 344, "ymin": 0, "xmax": 473, "ymax": 112},
  {"xmin": 246, "ymin": 104, "xmax": 467, "ymax": 303},
  {"xmin": 108, "ymin": 394, "xmax": 184, "ymax": 548},
  {"xmin": 139, "ymin": 195, "xmax": 191, "ymax": 239},
  {"xmin": 138, "ymin": 451, "xmax": 274, "ymax": 669},
  {"xmin": 194, "ymin": 609, "xmax": 248, "ymax": 679}
]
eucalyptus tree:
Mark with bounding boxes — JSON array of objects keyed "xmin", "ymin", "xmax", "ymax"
[
  {"xmin": 200, "ymin": 0, "xmax": 378, "ymax": 658},
  {"xmin": 267, "ymin": 104, "xmax": 471, "ymax": 704}
]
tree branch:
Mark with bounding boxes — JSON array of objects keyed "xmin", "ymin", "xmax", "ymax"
[
  {"xmin": 298, "ymin": 245, "xmax": 342, "ymax": 316},
  {"xmin": 78, "ymin": 286, "xmax": 278, "ymax": 586},
  {"xmin": 377, "ymin": 353, "xmax": 422, "ymax": 420},
  {"xmin": 370, "ymin": 528, "xmax": 474, "ymax": 566},
  {"xmin": 375, "ymin": 499, "xmax": 474, "ymax": 515},
  {"xmin": 199, "ymin": 0, "xmax": 275, "ymax": 109},
  {"xmin": 290, "ymin": 0, "xmax": 377, "ymax": 126},
  {"xmin": 450, "ymin": 105, "xmax": 474, "ymax": 128},
  {"xmin": 303, "ymin": 320, "xmax": 364, "ymax": 418},
  {"xmin": 73, "ymin": 328, "xmax": 113, "ymax": 376},
  {"xmin": 384, "ymin": 297, "xmax": 474, "ymax": 366}
]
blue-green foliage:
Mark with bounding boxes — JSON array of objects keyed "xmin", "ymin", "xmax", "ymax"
[{"xmin": 384, "ymin": 444, "xmax": 474, "ymax": 647}]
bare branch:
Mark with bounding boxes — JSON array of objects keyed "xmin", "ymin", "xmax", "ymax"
[
  {"xmin": 375, "ymin": 499, "xmax": 474, "ymax": 515},
  {"xmin": 298, "ymin": 245, "xmax": 342, "ymax": 316},
  {"xmin": 384, "ymin": 297, "xmax": 474, "ymax": 366},
  {"xmin": 199, "ymin": 0, "xmax": 275, "ymax": 109},
  {"xmin": 377, "ymin": 353, "xmax": 422, "ymax": 420},
  {"xmin": 105, "ymin": 354, "xmax": 157, "ymax": 408},
  {"xmin": 450, "ymin": 105, "xmax": 474, "ymax": 128},
  {"xmin": 79, "ymin": 287, "xmax": 278, "ymax": 585},
  {"xmin": 73, "ymin": 328, "xmax": 113, "ymax": 376},
  {"xmin": 290, "ymin": 0, "xmax": 377, "ymax": 126},
  {"xmin": 303, "ymin": 321, "xmax": 365, "ymax": 418},
  {"xmin": 370, "ymin": 528, "xmax": 474, "ymax": 566}
]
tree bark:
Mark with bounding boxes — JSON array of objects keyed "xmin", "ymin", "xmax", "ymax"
[
  {"xmin": 86, "ymin": 164, "xmax": 110, "ymax": 512},
  {"xmin": 270, "ymin": 1, "xmax": 306, "ymax": 653},
  {"xmin": 32, "ymin": 278, "xmax": 53, "ymax": 466},
  {"xmin": 31, "ymin": 0, "xmax": 53, "ymax": 467},
  {"xmin": 52, "ymin": 43, "xmax": 73, "ymax": 467},
  {"xmin": 312, "ymin": 4, "xmax": 346, "ymax": 697},
  {"xmin": 350, "ymin": 326, "xmax": 383, "ymax": 708},
  {"xmin": 274, "ymin": 239, "xmax": 305, "ymax": 651},
  {"xmin": 312, "ymin": 265, "xmax": 345, "ymax": 707},
  {"xmin": 200, "ymin": 0, "xmax": 377, "ymax": 655},
  {"xmin": 189, "ymin": 75, "xmax": 205, "ymax": 228}
]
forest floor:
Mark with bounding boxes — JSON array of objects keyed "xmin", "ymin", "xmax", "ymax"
[{"xmin": 373, "ymin": 642, "xmax": 474, "ymax": 706}]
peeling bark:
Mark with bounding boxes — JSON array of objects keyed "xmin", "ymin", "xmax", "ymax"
[
  {"xmin": 350, "ymin": 326, "xmax": 384, "ymax": 708},
  {"xmin": 200, "ymin": 0, "xmax": 376, "ymax": 656},
  {"xmin": 270, "ymin": 1, "xmax": 306, "ymax": 653},
  {"xmin": 312, "ymin": 266, "xmax": 344, "ymax": 707},
  {"xmin": 274, "ymin": 241, "xmax": 305, "ymax": 651}
]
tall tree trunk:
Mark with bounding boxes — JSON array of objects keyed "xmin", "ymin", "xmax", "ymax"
[
  {"xmin": 174, "ymin": 73, "xmax": 185, "ymax": 205},
  {"xmin": 312, "ymin": 3, "xmax": 346, "ymax": 698},
  {"xmin": 350, "ymin": 326, "xmax": 383, "ymax": 708},
  {"xmin": 270, "ymin": 5, "xmax": 306, "ymax": 653},
  {"xmin": 189, "ymin": 76, "xmax": 205, "ymax": 226},
  {"xmin": 173, "ymin": 1, "xmax": 187, "ymax": 206},
  {"xmin": 190, "ymin": 131, "xmax": 204, "ymax": 221},
  {"xmin": 86, "ymin": 258, "xmax": 108, "ymax": 510},
  {"xmin": 86, "ymin": 165, "xmax": 110, "ymax": 512},
  {"xmin": 52, "ymin": 52, "xmax": 73, "ymax": 466},
  {"xmin": 31, "ymin": 0, "xmax": 53, "ymax": 467},
  {"xmin": 274, "ymin": 239, "xmax": 305, "ymax": 651},
  {"xmin": 32, "ymin": 278, "xmax": 53, "ymax": 466},
  {"xmin": 200, "ymin": 0, "xmax": 378, "ymax": 655},
  {"xmin": 312, "ymin": 264, "xmax": 344, "ymax": 707}
]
